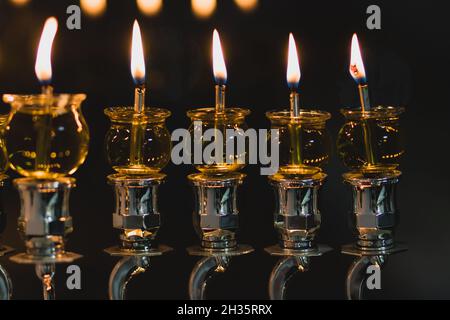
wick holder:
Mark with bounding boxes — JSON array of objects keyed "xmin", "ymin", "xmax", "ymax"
[{"xmin": 106, "ymin": 173, "xmax": 166, "ymax": 253}]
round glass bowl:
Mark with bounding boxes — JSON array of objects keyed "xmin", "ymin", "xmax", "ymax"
[
  {"xmin": 266, "ymin": 109, "xmax": 331, "ymax": 177},
  {"xmin": 3, "ymin": 94, "xmax": 89, "ymax": 179},
  {"xmin": 104, "ymin": 106, "xmax": 171, "ymax": 175},
  {"xmin": 337, "ymin": 106, "xmax": 405, "ymax": 173},
  {"xmin": 187, "ymin": 107, "xmax": 251, "ymax": 174}
]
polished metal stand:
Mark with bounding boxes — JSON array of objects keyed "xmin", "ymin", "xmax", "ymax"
[
  {"xmin": 187, "ymin": 173, "xmax": 254, "ymax": 300},
  {"xmin": 9, "ymin": 177, "xmax": 81, "ymax": 300},
  {"xmin": 105, "ymin": 174, "xmax": 172, "ymax": 300},
  {"xmin": 265, "ymin": 172, "xmax": 331, "ymax": 300},
  {"xmin": 342, "ymin": 171, "xmax": 407, "ymax": 300}
]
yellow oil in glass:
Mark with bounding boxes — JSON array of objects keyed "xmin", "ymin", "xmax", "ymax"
[
  {"xmin": 337, "ymin": 107, "xmax": 404, "ymax": 173},
  {"xmin": 6, "ymin": 107, "xmax": 89, "ymax": 179}
]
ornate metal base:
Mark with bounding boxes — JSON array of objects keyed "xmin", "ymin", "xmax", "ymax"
[
  {"xmin": 268, "ymin": 172, "xmax": 326, "ymax": 250},
  {"xmin": 10, "ymin": 177, "xmax": 81, "ymax": 300},
  {"xmin": 108, "ymin": 173, "xmax": 166, "ymax": 251},
  {"xmin": 188, "ymin": 172, "xmax": 245, "ymax": 250},
  {"xmin": 342, "ymin": 168, "xmax": 406, "ymax": 300},
  {"xmin": 343, "ymin": 171, "xmax": 401, "ymax": 251}
]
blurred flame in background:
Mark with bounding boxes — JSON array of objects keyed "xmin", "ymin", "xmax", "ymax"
[
  {"xmin": 137, "ymin": 0, "xmax": 163, "ymax": 16},
  {"xmin": 234, "ymin": 0, "xmax": 258, "ymax": 12},
  {"xmin": 80, "ymin": 0, "xmax": 107, "ymax": 17},
  {"xmin": 191, "ymin": 0, "xmax": 216, "ymax": 19},
  {"xmin": 9, "ymin": 0, "xmax": 31, "ymax": 6}
]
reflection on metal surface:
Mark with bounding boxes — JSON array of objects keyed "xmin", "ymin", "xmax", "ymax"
[
  {"xmin": 137, "ymin": 0, "xmax": 163, "ymax": 16},
  {"xmin": 269, "ymin": 256, "xmax": 307, "ymax": 300},
  {"xmin": 346, "ymin": 255, "xmax": 383, "ymax": 300},
  {"xmin": 189, "ymin": 256, "xmax": 229, "ymax": 300},
  {"xmin": 80, "ymin": 0, "xmax": 107, "ymax": 17},
  {"xmin": 109, "ymin": 256, "xmax": 150, "ymax": 300},
  {"xmin": 35, "ymin": 263, "xmax": 55, "ymax": 300},
  {"xmin": 0, "ymin": 264, "xmax": 12, "ymax": 300},
  {"xmin": 191, "ymin": 0, "xmax": 216, "ymax": 19},
  {"xmin": 9, "ymin": 0, "xmax": 31, "ymax": 6},
  {"xmin": 234, "ymin": 0, "xmax": 258, "ymax": 12}
]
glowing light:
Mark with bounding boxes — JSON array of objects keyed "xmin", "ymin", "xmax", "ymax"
[
  {"xmin": 80, "ymin": 0, "xmax": 107, "ymax": 17},
  {"xmin": 350, "ymin": 33, "xmax": 367, "ymax": 84},
  {"xmin": 212, "ymin": 29, "xmax": 227, "ymax": 85},
  {"xmin": 192, "ymin": 0, "xmax": 216, "ymax": 19},
  {"xmin": 137, "ymin": 0, "xmax": 163, "ymax": 16},
  {"xmin": 287, "ymin": 33, "xmax": 301, "ymax": 89},
  {"xmin": 234, "ymin": 0, "xmax": 258, "ymax": 12},
  {"xmin": 131, "ymin": 20, "xmax": 146, "ymax": 85},
  {"xmin": 35, "ymin": 17, "xmax": 58, "ymax": 84},
  {"xmin": 9, "ymin": 0, "xmax": 31, "ymax": 6}
]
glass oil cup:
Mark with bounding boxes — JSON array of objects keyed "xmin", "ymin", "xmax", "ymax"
[
  {"xmin": 187, "ymin": 107, "xmax": 251, "ymax": 174},
  {"xmin": 3, "ymin": 94, "xmax": 89, "ymax": 179},
  {"xmin": 104, "ymin": 106, "xmax": 171, "ymax": 175},
  {"xmin": 266, "ymin": 109, "xmax": 331, "ymax": 177},
  {"xmin": 337, "ymin": 106, "xmax": 405, "ymax": 174}
]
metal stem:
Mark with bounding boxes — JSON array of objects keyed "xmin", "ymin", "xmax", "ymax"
[
  {"xmin": 189, "ymin": 256, "xmax": 230, "ymax": 300},
  {"xmin": 35, "ymin": 263, "xmax": 55, "ymax": 300},
  {"xmin": 269, "ymin": 256, "xmax": 308, "ymax": 300},
  {"xmin": 109, "ymin": 256, "xmax": 150, "ymax": 300}
]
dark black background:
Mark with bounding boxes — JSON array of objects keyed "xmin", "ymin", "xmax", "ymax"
[{"xmin": 0, "ymin": 0, "xmax": 448, "ymax": 300}]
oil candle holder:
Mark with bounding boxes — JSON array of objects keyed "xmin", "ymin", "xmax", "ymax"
[
  {"xmin": 337, "ymin": 105, "xmax": 407, "ymax": 299},
  {"xmin": 264, "ymin": 109, "xmax": 332, "ymax": 300},
  {"xmin": 4, "ymin": 93, "xmax": 89, "ymax": 300},
  {"xmin": 104, "ymin": 106, "xmax": 172, "ymax": 300},
  {"xmin": 186, "ymin": 107, "xmax": 254, "ymax": 300}
]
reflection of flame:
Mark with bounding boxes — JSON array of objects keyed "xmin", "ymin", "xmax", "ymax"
[
  {"xmin": 234, "ymin": 0, "xmax": 258, "ymax": 12},
  {"xmin": 9, "ymin": 0, "xmax": 31, "ymax": 6},
  {"xmin": 212, "ymin": 29, "xmax": 227, "ymax": 85},
  {"xmin": 131, "ymin": 20, "xmax": 146, "ymax": 85},
  {"xmin": 192, "ymin": 0, "xmax": 216, "ymax": 19},
  {"xmin": 137, "ymin": 0, "xmax": 163, "ymax": 16},
  {"xmin": 287, "ymin": 33, "xmax": 301, "ymax": 89},
  {"xmin": 35, "ymin": 17, "xmax": 58, "ymax": 84},
  {"xmin": 350, "ymin": 33, "xmax": 366, "ymax": 84},
  {"xmin": 80, "ymin": 0, "xmax": 107, "ymax": 17}
]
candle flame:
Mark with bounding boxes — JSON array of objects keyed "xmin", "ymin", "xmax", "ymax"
[
  {"xmin": 80, "ymin": 0, "xmax": 107, "ymax": 17},
  {"xmin": 192, "ymin": 0, "xmax": 216, "ymax": 19},
  {"xmin": 350, "ymin": 33, "xmax": 366, "ymax": 84},
  {"xmin": 287, "ymin": 33, "xmax": 301, "ymax": 90},
  {"xmin": 35, "ymin": 17, "xmax": 58, "ymax": 85},
  {"xmin": 137, "ymin": 0, "xmax": 163, "ymax": 16},
  {"xmin": 212, "ymin": 29, "xmax": 227, "ymax": 85},
  {"xmin": 131, "ymin": 20, "xmax": 146, "ymax": 85}
]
